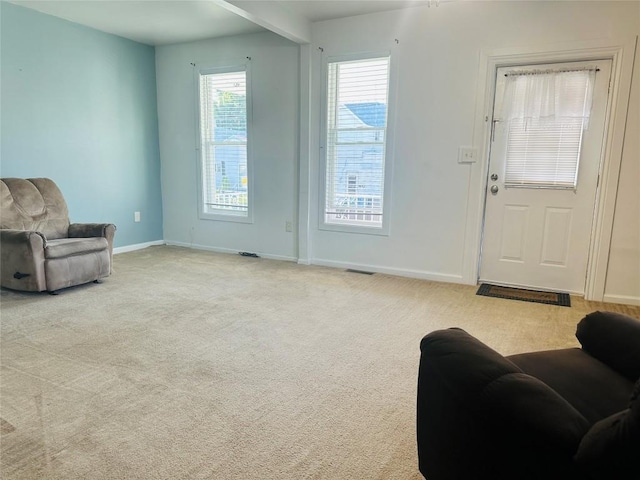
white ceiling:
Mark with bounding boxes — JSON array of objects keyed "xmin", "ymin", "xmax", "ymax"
[
  {"xmin": 280, "ymin": 0, "xmax": 428, "ymax": 22},
  {"xmin": 7, "ymin": 0, "xmax": 430, "ymax": 46},
  {"xmin": 8, "ymin": 1, "xmax": 266, "ymax": 45}
]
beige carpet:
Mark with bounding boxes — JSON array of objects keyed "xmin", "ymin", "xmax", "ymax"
[{"xmin": 1, "ymin": 246, "xmax": 638, "ymax": 479}]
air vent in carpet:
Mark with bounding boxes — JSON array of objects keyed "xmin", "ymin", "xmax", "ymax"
[{"xmin": 346, "ymin": 269, "xmax": 374, "ymax": 275}]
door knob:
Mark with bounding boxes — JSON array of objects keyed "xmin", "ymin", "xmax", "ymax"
[
  {"xmin": 491, "ymin": 173, "xmax": 498, "ymax": 181},
  {"xmin": 490, "ymin": 185, "xmax": 499, "ymax": 195}
]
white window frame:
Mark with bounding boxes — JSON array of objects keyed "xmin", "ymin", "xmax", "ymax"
[
  {"xmin": 319, "ymin": 52, "xmax": 395, "ymax": 236},
  {"xmin": 196, "ymin": 63, "xmax": 253, "ymax": 223}
]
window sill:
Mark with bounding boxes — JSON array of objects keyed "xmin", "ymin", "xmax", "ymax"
[
  {"xmin": 319, "ymin": 221, "xmax": 389, "ymax": 236},
  {"xmin": 199, "ymin": 211, "xmax": 253, "ymax": 224}
]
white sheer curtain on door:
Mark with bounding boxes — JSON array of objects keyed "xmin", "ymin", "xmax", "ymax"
[
  {"xmin": 501, "ymin": 68, "xmax": 596, "ymax": 128},
  {"xmin": 498, "ymin": 68, "xmax": 597, "ymax": 189}
]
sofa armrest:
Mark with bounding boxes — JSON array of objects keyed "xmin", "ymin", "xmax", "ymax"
[
  {"xmin": 576, "ymin": 311, "xmax": 640, "ymax": 381},
  {"xmin": 0, "ymin": 229, "xmax": 47, "ymax": 291},
  {"xmin": 418, "ymin": 328, "xmax": 590, "ymax": 479}
]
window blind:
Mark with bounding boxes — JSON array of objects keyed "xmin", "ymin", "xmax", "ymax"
[
  {"xmin": 199, "ymin": 70, "xmax": 248, "ymax": 215},
  {"xmin": 501, "ymin": 69, "xmax": 594, "ymax": 189},
  {"xmin": 505, "ymin": 118, "xmax": 584, "ymax": 188},
  {"xmin": 325, "ymin": 56, "xmax": 390, "ymax": 226}
]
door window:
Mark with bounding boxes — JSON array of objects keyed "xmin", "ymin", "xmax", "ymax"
[{"xmin": 499, "ymin": 68, "xmax": 596, "ymax": 189}]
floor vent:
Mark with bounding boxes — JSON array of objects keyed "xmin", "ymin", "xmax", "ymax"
[{"xmin": 346, "ymin": 269, "xmax": 375, "ymax": 275}]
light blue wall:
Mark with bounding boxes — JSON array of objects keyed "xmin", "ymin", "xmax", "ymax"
[{"xmin": 0, "ymin": 2, "xmax": 163, "ymax": 248}]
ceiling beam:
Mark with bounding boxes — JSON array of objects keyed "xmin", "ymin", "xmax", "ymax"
[{"xmin": 212, "ymin": 0, "xmax": 311, "ymax": 44}]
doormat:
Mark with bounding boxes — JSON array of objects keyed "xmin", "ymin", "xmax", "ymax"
[{"xmin": 476, "ymin": 283, "xmax": 571, "ymax": 307}]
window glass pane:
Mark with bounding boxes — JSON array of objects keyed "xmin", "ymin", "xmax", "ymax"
[
  {"xmin": 199, "ymin": 70, "xmax": 248, "ymax": 216},
  {"xmin": 325, "ymin": 57, "xmax": 389, "ymax": 227},
  {"xmin": 336, "ymin": 129, "xmax": 385, "ymax": 144}
]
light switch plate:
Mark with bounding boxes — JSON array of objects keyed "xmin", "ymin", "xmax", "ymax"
[{"xmin": 458, "ymin": 146, "xmax": 478, "ymax": 164}]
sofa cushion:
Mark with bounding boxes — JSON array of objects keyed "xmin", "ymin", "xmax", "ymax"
[
  {"xmin": 509, "ymin": 348, "xmax": 634, "ymax": 424},
  {"xmin": 576, "ymin": 311, "xmax": 640, "ymax": 381},
  {"xmin": 45, "ymin": 237, "xmax": 108, "ymax": 259},
  {"xmin": 574, "ymin": 378, "xmax": 640, "ymax": 479},
  {"xmin": 480, "ymin": 372, "xmax": 590, "ymax": 453}
]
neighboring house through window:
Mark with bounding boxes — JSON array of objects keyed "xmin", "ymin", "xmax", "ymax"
[
  {"xmin": 198, "ymin": 65, "xmax": 252, "ymax": 221},
  {"xmin": 322, "ymin": 54, "xmax": 392, "ymax": 233},
  {"xmin": 347, "ymin": 174, "xmax": 358, "ymax": 194}
]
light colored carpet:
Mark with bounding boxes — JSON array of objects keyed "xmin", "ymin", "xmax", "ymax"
[{"xmin": 1, "ymin": 246, "xmax": 638, "ymax": 479}]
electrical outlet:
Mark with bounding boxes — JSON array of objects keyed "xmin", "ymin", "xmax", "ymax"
[
  {"xmin": 285, "ymin": 221, "xmax": 293, "ymax": 232},
  {"xmin": 458, "ymin": 146, "xmax": 478, "ymax": 164},
  {"xmin": 134, "ymin": 211, "xmax": 141, "ymax": 222}
]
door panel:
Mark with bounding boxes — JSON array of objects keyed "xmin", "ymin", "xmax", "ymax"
[
  {"xmin": 480, "ymin": 60, "xmax": 612, "ymax": 294},
  {"xmin": 540, "ymin": 207, "xmax": 572, "ymax": 267},
  {"xmin": 499, "ymin": 205, "xmax": 528, "ymax": 262}
]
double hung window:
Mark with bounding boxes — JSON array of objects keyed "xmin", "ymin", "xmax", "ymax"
[
  {"xmin": 198, "ymin": 66, "xmax": 251, "ymax": 221},
  {"xmin": 322, "ymin": 54, "xmax": 392, "ymax": 233}
]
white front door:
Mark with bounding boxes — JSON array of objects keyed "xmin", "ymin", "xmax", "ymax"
[{"xmin": 480, "ymin": 60, "xmax": 612, "ymax": 294}]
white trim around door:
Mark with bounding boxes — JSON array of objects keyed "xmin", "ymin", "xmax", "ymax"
[{"xmin": 461, "ymin": 36, "xmax": 638, "ymax": 301}]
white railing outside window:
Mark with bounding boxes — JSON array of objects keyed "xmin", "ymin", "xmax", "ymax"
[{"xmin": 325, "ymin": 193, "xmax": 382, "ymax": 225}]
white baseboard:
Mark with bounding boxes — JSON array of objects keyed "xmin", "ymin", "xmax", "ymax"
[
  {"xmin": 310, "ymin": 258, "xmax": 463, "ymax": 284},
  {"xmin": 113, "ymin": 244, "xmax": 470, "ymax": 284},
  {"xmin": 118, "ymin": 240, "xmax": 463, "ymax": 283},
  {"xmin": 164, "ymin": 240, "xmax": 298, "ymax": 263},
  {"xmin": 602, "ymin": 294, "xmax": 640, "ymax": 306},
  {"xmin": 113, "ymin": 240, "xmax": 165, "ymax": 254}
]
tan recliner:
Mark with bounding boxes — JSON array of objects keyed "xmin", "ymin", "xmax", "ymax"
[{"xmin": 0, "ymin": 178, "xmax": 116, "ymax": 293}]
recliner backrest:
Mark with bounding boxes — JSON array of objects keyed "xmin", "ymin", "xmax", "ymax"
[{"xmin": 0, "ymin": 178, "xmax": 70, "ymax": 240}]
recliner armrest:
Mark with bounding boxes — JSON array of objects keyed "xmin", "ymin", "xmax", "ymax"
[
  {"xmin": 0, "ymin": 229, "xmax": 47, "ymax": 291},
  {"xmin": 419, "ymin": 328, "xmax": 523, "ymax": 400},
  {"xmin": 68, "ymin": 223, "xmax": 116, "ymax": 240},
  {"xmin": 576, "ymin": 311, "xmax": 640, "ymax": 381},
  {"xmin": 0, "ymin": 228, "xmax": 46, "ymax": 246},
  {"xmin": 68, "ymin": 223, "xmax": 116, "ymax": 274}
]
